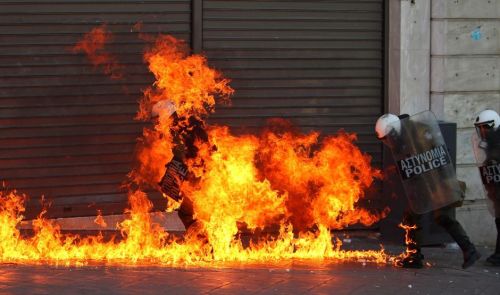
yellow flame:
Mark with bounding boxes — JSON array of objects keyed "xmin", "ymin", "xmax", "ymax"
[
  {"xmin": 0, "ymin": 33, "xmax": 398, "ymax": 267},
  {"xmin": 394, "ymin": 223, "xmax": 418, "ymax": 267},
  {"xmin": 0, "ymin": 189, "xmax": 389, "ymax": 266},
  {"xmin": 94, "ymin": 210, "xmax": 107, "ymax": 228}
]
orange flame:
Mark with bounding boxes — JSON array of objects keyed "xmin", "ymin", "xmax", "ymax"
[
  {"xmin": 137, "ymin": 35, "xmax": 233, "ymax": 121},
  {"xmin": 0, "ymin": 189, "xmax": 388, "ymax": 265},
  {"xmin": 254, "ymin": 119, "xmax": 387, "ymax": 232},
  {"xmin": 0, "ymin": 33, "xmax": 396, "ymax": 266},
  {"xmin": 94, "ymin": 210, "xmax": 107, "ymax": 228},
  {"xmin": 128, "ymin": 35, "xmax": 233, "ymax": 190},
  {"xmin": 394, "ymin": 223, "xmax": 418, "ymax": 267},
  {"xmin": 72, "ymin": 25, "xmax": 123, "ymax": 79}
]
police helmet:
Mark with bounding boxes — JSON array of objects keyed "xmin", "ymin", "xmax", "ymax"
[
  {"xmin": 152, "ymin": 100, "xmax": 176, "ymax": 118},
  {"xmin": 375, "ymin": 113, "xmax": 401, "ymax": 139},
  {"xmin": 474, "ymin": 109, "xmax": 500, "ymax": 140}
]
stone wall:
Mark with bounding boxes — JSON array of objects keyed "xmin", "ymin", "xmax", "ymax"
[
  {"xmin": 431, "ymin": 0, "xmax": 500, "ymax": 245},
  {"xmin": 400, "ymin": 0, "xmax": 431, "ymax": 115}
]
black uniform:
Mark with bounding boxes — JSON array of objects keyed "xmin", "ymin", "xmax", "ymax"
[
  {"xmin": 159, "ymin": 113, "xmax": 210, "ymax": 229},
  {"xmin": 483, "ymin": 128, "xmax": 500, "ymax": 262}
]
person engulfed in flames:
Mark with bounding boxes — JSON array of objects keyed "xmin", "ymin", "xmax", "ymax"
[
  {"xmin": 128, "ymin": 35, "xmax": 233, "ymax": 234},
  {"xmin": 151, "ymin": 100, "xmax": 211, "ymax": 230}
]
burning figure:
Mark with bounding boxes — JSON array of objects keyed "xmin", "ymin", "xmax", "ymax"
[
  {"xmin": 130, "ymin": 35, "xmax": 233, "ymax": 232},
  {"xmin": 153, "ymin": 99, "xmax": 211, "ymax": 229}
]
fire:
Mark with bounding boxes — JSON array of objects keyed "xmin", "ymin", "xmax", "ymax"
[
  {"xmin": 129, "ymin": 35, "xmax": 233, "ymax": 189},
  {"xmin": 0, "ymin": 31, "xmax": 396, "ymax": 266},
  {"xmin": 180, "ymin": 124, "xmax": 389, "ymax": 262},
  {"xmin": 394, "ymin": 223, "xmax": 418, "ymax": 267},
  {"xmin": 72, "ymin": 25, "xmax": 124, "ymax": 79},
  {"xmin": 137, "ymin": 35, "xmax": 233, "ymax": 121},
  {"xmin": 255, "ymin": 120, "xmax": 387, "ymax": 231},
  {"xmin": 0, "ymin": 189, "xmax": 387, "ymax": 265},
  {"xmin": 94, "ymin": 210, "xmax": 107, "ymax": 228}
]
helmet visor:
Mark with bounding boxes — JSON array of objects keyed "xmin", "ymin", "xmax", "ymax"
[{"xmin": 475, "ymin": 120, "xmax": 495, "ymax": 141}]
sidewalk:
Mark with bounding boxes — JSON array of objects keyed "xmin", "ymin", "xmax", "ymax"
[{"xmin": 1, "ymin": 243, "xmax": 499, "ymax": 295}]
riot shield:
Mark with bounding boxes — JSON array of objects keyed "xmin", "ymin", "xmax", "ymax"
[
  {"xmin": 472, "ymin": 133, "xmax": 500, "ymax": 217},
  {"xmin": 386, "ymin": 111, "xmax": 463, "ymax": 214}
]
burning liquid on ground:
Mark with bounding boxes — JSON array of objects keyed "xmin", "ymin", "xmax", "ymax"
[{"xmin": 0, "ymin": 32, "xmax": 399, "ymax": 267}]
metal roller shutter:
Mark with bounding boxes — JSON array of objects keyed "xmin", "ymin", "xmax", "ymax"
[
  {"xmin": 0, "ymin": 0, "xmax": 385, "ymax": 219},
  {"xmin": 0, "ymin": 0, "xmax": 191, "ymax": 219},
  {"xmin": 203, "ymin": 0, "xmax": 384, "ymax": 167}
]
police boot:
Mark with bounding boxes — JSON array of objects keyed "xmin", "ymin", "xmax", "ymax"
[
  {"xmin": 486, "ymin": 218, "xmax": 500, "ymax": 266},
  {"xmin": 434, "ymin": 213, "xmax": 480, "ymax": 269},
  {"xmin": 397, "ymin": 252, "xmax": 424, "ymax": 269},
  {"xmin": 462, "ymin": 245, "xmax": 481, "ymax": 269},
  {"xmin": 486, "ymin": 254, "xmax": 500, "ymax": 266}
]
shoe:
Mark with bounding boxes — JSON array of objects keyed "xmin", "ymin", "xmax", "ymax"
[
  {"xmin": 486, "ymin": 253, "xmax": 500, "ymax": 266},
  {"xmin": 396, "ymin": 253, "xmax": 424, "ymax": 269},
  {"xmin": 462, "ymin": 248, "xmax": 481, "ymax": 269}
]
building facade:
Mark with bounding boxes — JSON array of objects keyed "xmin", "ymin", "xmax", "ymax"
[
  {"xmin": 391, "ymin": 0, "xmax": 500, "ymax": 245},
  {"xmin": 1, "ymin": 0, "xmax": 498, "ymax": 245}
]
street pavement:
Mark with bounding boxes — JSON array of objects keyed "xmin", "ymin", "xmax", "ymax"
[{"xmin": 0, "ymin": 244, "xmax": 499, "ymax": 294}]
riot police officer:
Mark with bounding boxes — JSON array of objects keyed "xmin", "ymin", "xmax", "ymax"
[
  {"xmin": 473, "ymin": 109, "xmax": 500, "ymax": 266},
  {"xmin": 152, "ymin": 100, "xmax": 210, "ymax": 230},
  {"xmin": 376, "ymin": 112, "xmax": 480, "ymax": 269}
]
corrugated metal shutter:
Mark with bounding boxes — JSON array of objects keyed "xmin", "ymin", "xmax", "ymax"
[
  {"xmin": 204, "ymin": 0, "xmax": 384, "ymax": 167},
  {"xmin": 1, "ymin": 0, "xmax": 385, "ymax": 219},
  {"xmin": 0, "ymin": 0, "xmax": 191, "ymax": 219}
]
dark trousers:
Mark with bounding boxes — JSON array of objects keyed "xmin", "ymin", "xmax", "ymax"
[
  {"xmin": 178, "ymin": 196, "xmax": 195, "ymax": 230},
  {"xmin": 403, "ymin": 205, "xmax": 475, "ymax": 254},
  {"xmin": 496, "ymin": 218, "xmax": 500, "ymax": 254},
  {"xmin": 487, "ymin": 187, "xmax": 500, "ymax": 254}
]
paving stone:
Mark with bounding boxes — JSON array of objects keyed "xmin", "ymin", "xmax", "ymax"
[{"xmin": 1, "ymin": 245, "xmax": 500, "ymax": 294}]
